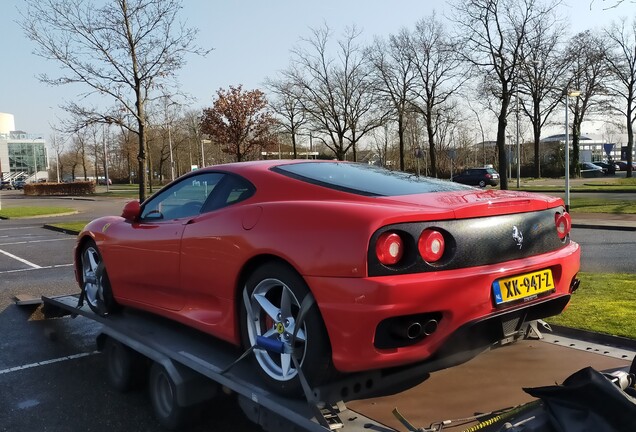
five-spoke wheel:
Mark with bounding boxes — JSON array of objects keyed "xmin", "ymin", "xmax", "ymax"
[
  {"xmin": 80, "ymin": 240, "xmax": 118, "ymax": 316},
  {"xmin": 240, "ymin": 262, "xmax": 334, "ymax": 395}
]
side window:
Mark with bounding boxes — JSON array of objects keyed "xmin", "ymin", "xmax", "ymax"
[
  {"xmin": 140, "ymin": 173, "xmax": 225, "ymax": 220},
  {"xmin": 202, "ymin": 174, "xmax": 255, "ymax": 212}
]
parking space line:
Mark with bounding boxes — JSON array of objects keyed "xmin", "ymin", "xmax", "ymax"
[
  {"xmin": 0, "ymin": 238, "xmax": 75, "ymax": 246},
  {"xmin": 0, "ymin": 227, "xmax": 43, "ymax": 232},
  {"xmin": 0, "ymin": 263, "xmax": 73, "ymax": 274},
  {"xmin": 0, "ymin": 248, "xmax": 42, "ymax": 268},
  {"xmin": 0, "ymin": 351, "xmax": 99, "ymax": 375}
]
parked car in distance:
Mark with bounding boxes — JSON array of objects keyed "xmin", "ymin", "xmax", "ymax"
[
  {"xmin": 616, "ymin": 160, "xmax": 636, "ymax": 171},
  {"xmin": 451, "ymin": 167, "xmax": 500, "ymax": 187},
  {"xmin": 593, "ymin": 161, "xmax": 618, "ymax": 176},
  {"xmin": 12, "ymin": 180, "xmax": 26, "ymax": 189},
  {"xmin": 0, "ymin": 181, "xmax": 13, "ymax": 190},
  {"xmin": 580, "ymin": 162, "xmax": 605, "ymax": 178},
  {"xmin": 74, "ymin": 160, "xmax": 580, "ymax": 396}
]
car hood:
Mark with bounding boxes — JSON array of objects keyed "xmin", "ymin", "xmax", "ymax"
[{"xmin": 377, "ymin": 188, "xmax": 561, "ymax": 220}]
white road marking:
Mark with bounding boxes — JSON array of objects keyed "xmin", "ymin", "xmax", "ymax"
[
  {"xmin": 0, "ymin": 248, "xmax": 41, "ymax": 268},
  {"xmin": 0, "ymin": 352, "xmax": 99, "ymax": 375},
  {"xmin": 0, "ymin": 263, "xmax": 73, "ymax": 274},
  {"xmin": 0, "ymin": 238, "xmax": 74, "ymax": 246}
]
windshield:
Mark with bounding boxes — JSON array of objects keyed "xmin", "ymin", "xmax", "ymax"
[{"xmin": 273, "ymin": 162, "xmax": 473, "ymax": 196}]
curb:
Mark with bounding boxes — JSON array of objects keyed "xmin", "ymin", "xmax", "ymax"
[
  {"xmin": 572, "ymin": 223, "xmax": 636, "ymax": 232},
  {"xmin": 42, "ymin": 224, "xmax": 81, "ymax": 235}
]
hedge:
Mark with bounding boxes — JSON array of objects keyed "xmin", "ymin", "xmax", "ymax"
[{"xmin": 23, "ymin": 181, "xmax": 95, "ymax": 196}]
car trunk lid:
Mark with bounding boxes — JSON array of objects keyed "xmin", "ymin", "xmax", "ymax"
[{"xmin": 377, "ymin": 189, "xmax": 562, "ymax": 220}]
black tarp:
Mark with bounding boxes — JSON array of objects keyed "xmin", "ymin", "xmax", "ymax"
[{"xmin": 524, "ymin": 367, "xmax": 636, "ymax": 432}]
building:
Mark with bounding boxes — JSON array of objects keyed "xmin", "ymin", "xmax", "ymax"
[
  {"xmin": 0, "ymin": 112, "xmax": 48, "ymax": 182},
  {"xmin": 540, "ymin": 134, "xmax": 621, "ymax": 162}
]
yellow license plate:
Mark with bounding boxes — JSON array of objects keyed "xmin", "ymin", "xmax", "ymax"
[{"xmin": 493, "ymin": 269, "xmax": 554, "ymax": 305}]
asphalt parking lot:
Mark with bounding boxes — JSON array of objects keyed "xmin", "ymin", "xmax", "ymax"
[{"xmin": 0, "ymin": 191, "xmax": 634, "ymax": 431}]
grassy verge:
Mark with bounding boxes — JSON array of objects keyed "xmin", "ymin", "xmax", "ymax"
[
  {"xmin": 517, "ymin": 176, "xmax": 636, "ymax": 193},
  {"xmin": 0, "ymin": 206, "xmax": 76, "ymax": 219},
  {"xmin": 570, "ymin": 198, "xmax": 636, "ymax": 214},
  {"xmin": 546, "ymin": 272, "xmax": 636, "ymax": 339}
]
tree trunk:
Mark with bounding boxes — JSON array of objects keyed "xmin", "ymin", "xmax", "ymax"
[
  {"xmin": 291, "ymin": 131, "xmax": 297, "ymax": 159},
  {"xmin": 497, "ymin": 101, "xmax": 510, "ymax": 190},
  {"xmin": 572, "ymin": 112, "xmax": 581, "ymax": 178},
  {"xmin": 136, "ymin": 107, "xmax": 147, "ymax": 201},
  {"xmin": 398, "ymin": 117, "xmax": 405, "ymax": 171},
  {"xmin": 627, "ymin": 105, "xmax": 633, "ymax": 179},
  {"xmin": 533, "ymin": 104, "xmax": 541, "ymax": 178},
  {"xmin": 426, "ymin": 115, "xmax": 437, "ymax": 178}
]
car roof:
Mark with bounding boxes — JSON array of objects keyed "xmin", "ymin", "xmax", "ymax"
[{"xmin": 193, "ymin": 160, "xmax": 472, "ymax": 198}]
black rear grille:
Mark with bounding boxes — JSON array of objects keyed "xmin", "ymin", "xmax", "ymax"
[{"xmin": 368, "ymin": 207, "xmax": 568, "ymax": 276}]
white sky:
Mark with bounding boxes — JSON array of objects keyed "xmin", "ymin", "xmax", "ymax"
[{"xmin": 1, "ymin": 0, "xmax": 634, "ymax": 143}]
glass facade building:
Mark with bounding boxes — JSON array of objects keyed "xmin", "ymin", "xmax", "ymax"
[{"xmin": 0, "ymin": 132, "xmax": 48, "ymax": 181}]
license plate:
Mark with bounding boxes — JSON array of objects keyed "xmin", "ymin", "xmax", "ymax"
[{"xmin": 492, "ymin": 269, "xmax": 554, "ymax": 305}]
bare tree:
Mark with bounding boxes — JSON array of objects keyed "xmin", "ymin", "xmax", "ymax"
[
  {"xmin": 20, "ymin": 0, "xmax": 209, "ymax": 201},
  {"xmin": 265, "ymin": 78, "xmax": 307, "ymax": 159},
  {"xmin": 566, "ymin": 31, "xmax": 611, "ymax": 175},
  {"xmin": 410, "ymin": 14, "xmax": 469, "ymax": 178},
  {"xmin": 286, "ymin": 24, "xmax": 382, "ymax": 160},
  {"xmin": 589, "ymin": 0, "xmax": 636, "ymax": 9},
  {"xmin": 182, "ymin": 109, "xmax": 206, "ymax": 168},
  {"xmin": 451, "ymin": 0, "xmax": 560, "ymax": 189},
  {"xmin": 68, "ymin": 129, "xmax": 91, "ymax": 180},
  {"xmin": 517, "ymin": 8, "xmax": 570, "ymax": 178},
  {"xmin": 604, "ymin": 17, "xmax": 636, "ymax": 178},
  {"xmin": 367, "ymin": 29, "xmax": 418, "ymax": 171}
]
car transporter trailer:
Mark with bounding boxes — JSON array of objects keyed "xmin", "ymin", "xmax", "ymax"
[
  {"xmin": 39, "ymin": 293, "xmax": 636, "ymax": 432},
  {"xmin": 42, "ymin": 293, "xmax": 436, "ymax": 432}
]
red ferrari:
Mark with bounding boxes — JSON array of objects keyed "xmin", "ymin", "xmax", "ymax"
[{"xmin": 75, "ymin": 160, "xmax": 580, "ymax": 395}]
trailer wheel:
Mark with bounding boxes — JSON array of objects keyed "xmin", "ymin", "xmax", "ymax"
[
  {"xmin": 240, "ymin": 262, "xmax": 335, "ymax": 396},
  {"xmin": 104, "ymin": 338, "xmax": 145, "ymax": 392},
  {"xmin": 80, "ymin": 240, "xmax": 119, "ymax": 316},
  {"xmin": 148, "ymin": 362, "xmax": 187, "ymax": 430}
]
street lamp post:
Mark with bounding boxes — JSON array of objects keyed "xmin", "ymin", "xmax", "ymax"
[
  {"xmin": 103, "ymin": 125, "xmax": 110, "ymax": 192},
  {"xmin": 564, "ymin": 90, "xmax": 581, "ymax": 212},
  {"xmin": 54, "ymin": 134, "xmax": 60, "ymax": 183},
  {"xmin": 516, "ymin": 86, "xmax": 521, "ymax": 188},
  {"xmin": 168, "ymin": 124, "xmax": 175, "ymax": 181}
]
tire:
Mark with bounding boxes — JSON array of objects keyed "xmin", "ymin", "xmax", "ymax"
[
  {"xmin": 104, "ymin": 338, "xmax": 146, "ymax": 392},
  {"xmin": 148, "ymin": 363, "xmax": 188, "ymax": 430},
  {"xmin": 478, "ymin": 180, "xmax": 486, "ymax": 188},
  {"xmin": 239, "ymin": 262, "xmax": 335, "ymax": 396},
  {"xmin": 80, "ymin": 240, "xmax": 119, "ymax": 316}
]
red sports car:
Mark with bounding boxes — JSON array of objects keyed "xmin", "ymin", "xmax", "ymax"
[{"xmin": 75, "ymin": 160, "xmax": 580, "ymax": 395}]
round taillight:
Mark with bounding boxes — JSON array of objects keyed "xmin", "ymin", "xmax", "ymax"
[
  {"xmin": 555, "ymin": 212, "xmax": 572, "ymax": 239},
  {"xmin": 418, "ymin": 229, "xmax": 445, "ymax": 262},
  {"xmin": 375, "ymin": 232, "xmax": 404, "ymax": 265}
]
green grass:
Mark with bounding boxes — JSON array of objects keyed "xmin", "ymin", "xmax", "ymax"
[
  {"xmin": 0, "ymin": 206, "xmax": 75, "ymax": 219},
  {"xmin": 570, "ymin": 198, "xmax": 636, "ymax": 214},
  {"xmin": 546, "ymin": 272, "xmax": 636, "ymax": 339},
  {"xmin": 517, "ymin": 176, "xmax": 636, "ymax": 193},
  {"xmin": 46, "ymin": 221, "xmax": 89, "ymax": 233}
]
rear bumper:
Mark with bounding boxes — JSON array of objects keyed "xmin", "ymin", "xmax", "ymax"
[{"xmin": 307, "ymin": 241, "xmax": 580, "ymax": 372}]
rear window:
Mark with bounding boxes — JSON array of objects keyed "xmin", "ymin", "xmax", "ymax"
[{"xmin": 273, "ymin": 162, "xmax": 472, "ymax": 196}]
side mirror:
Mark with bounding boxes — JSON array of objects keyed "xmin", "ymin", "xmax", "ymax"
[{"xmin": 121, "ymin": 200, "xmax": 141, "ymax": 221}]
